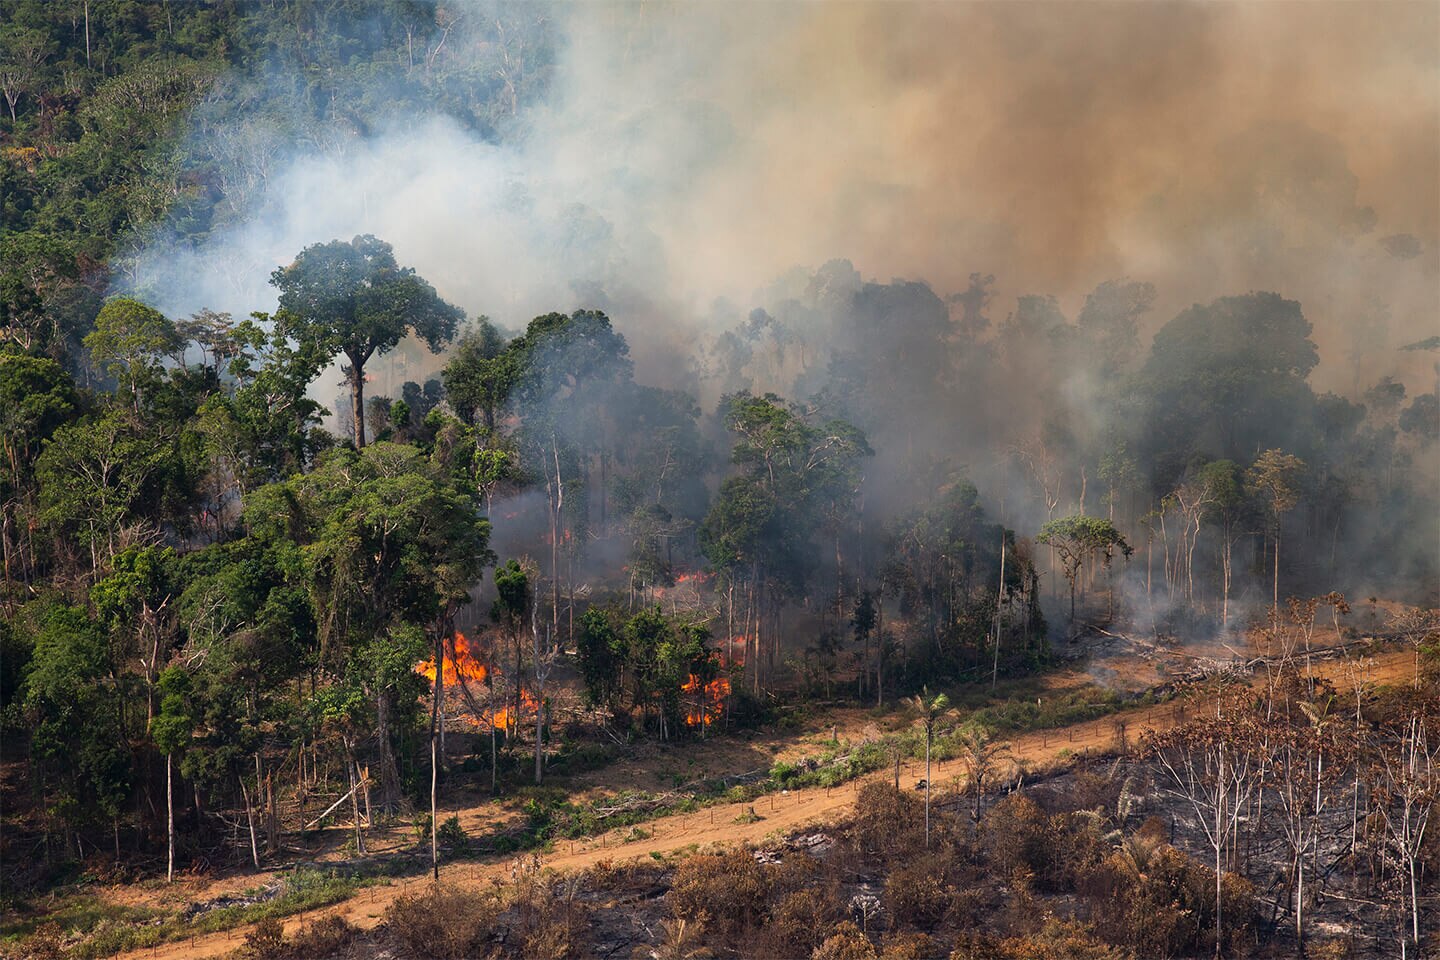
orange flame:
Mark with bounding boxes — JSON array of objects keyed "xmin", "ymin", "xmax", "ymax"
[
  {"xmin": 681, "ymin": 671, "xmax": 731, "ymax": 727},
  {"xmin": 492, "ymin": 688, "xmax": 540, "ymax": 731},
  {"xmin": 674, "ymin": 571, "xmax": 712, "ymax": 585},
  {"xmin": 415, "ymin": 632, "xmax": 490, "ymax": 685}
]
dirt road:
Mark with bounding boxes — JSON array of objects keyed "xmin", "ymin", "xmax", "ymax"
[{"xmin": 117, "ymin": 647, "xmax": 1415, "ymax": 960}]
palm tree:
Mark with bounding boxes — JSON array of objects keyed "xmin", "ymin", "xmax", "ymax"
[
  {"xmin": 953, "ymin": 724, "xmax": 1013, "ymax": 834},
  {"xmin": 904, "ymin": 687, "xmax": 956, "ymax": 848},
  {"xmin": 654, "ymin": 917, "xmax": 714, "ymax": 960}
]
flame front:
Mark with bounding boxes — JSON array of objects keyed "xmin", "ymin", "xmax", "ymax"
[
  {"xmin": 415, "ymin": 631, "xmax": 489, "ymax": 685},
  {"xmin": 416, "ymin": 633, "xmax": 541, "ymax": 733},
  {"xmin": 682, "ymin": 672, "xmax": 731, "ymax": 727},
  {"xmin": 491, "ymin": 687, "xmax": 540, "ymax": 732}
]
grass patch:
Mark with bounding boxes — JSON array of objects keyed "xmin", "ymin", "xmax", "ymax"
[
  {"xmin": 4, "ymin": 866, "xmax": 380, "ymax": 960},
  {"xmin": 0, "ymin": 894, "xmax": 161, "ymax": 950}
]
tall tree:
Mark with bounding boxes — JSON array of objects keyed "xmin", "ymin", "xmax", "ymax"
[
  {"xmin": 151, "ymin": 666, "xmax": 193, "ymax": 883},
  {"xmin": 271, "ymin": 235, "xmax": 462, "ymax": 448},
  {"xmin": 442, "ymin": 317, "xmax": 514, "ymax": 431},
  {"xmin": 245, "ymin": 442, "xmax": 492, "ymax": 808},
  {"xmin": 1246, "ymin": 449, "xmax": 1306, "ymax": 613},
  {"xmin": 1196, "ymin": 459, "xmax": 1247, "ymax": 630},
  {"xmin": 903, "ymin": 687, "xmax": 954, "ymax": 848},
  {"xmin": 1036, "ymin": 515, "xmax": 1132, "ymax": 624},
  {"xmin": 0, "ymin": 352, "xmax": 77, "ymax": 589},
  {"xmin": 84, "ymin": 297, "xmax": 182, "ymax": 413}
]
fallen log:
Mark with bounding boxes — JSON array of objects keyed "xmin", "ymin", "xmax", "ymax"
[{"xmin": 304, "ymin": 777, "xmax": 371, "ymax": 830}]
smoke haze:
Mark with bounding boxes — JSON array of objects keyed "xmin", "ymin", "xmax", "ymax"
[{"xmin": 126, "ymin": 1, "xmax": 1437, "ymax": 397}]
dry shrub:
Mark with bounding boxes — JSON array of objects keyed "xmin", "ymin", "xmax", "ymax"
[
  {"xmin": 883, "ymin": 859, "xmax": 950, "ymax": 929},
  {"xmin": 811, "ymin": 921, "xmax": 879, "ymax": 960},
  {"xmin": 587, "ymin": 857, "xmax": 667, "ymax": 895},
  {"xmin": 383, "ymin": 884, "xmax": 500, "ymax": 959},
  {"xmin": 981, "ymin": 793, "xmax": 1054, "ymax": 886},
  {"xmin": 646, "ymin": 917, "xmax": 715, "ymax": 960},
  {"xmin": 943, "ymin": 883, "xmax": 998, "ymax": 929},
  {"xmin": 667, "ymin": 850, "xmax": 769, "ymax": 939},
  {"xmin": 1085, "ymin": 838, "xmax": 1255, "ymax": 958},
  {"xmin": 1045, "ymin": 811, "xmax": 1110, "ymax": 889},
  {"xmin": 243, "ymin": 917, "xmax": 287, "ymax": 960},
  {"xmin": 992, "ymin": 918, "xmax": 1127, "ymax": 960},
  {"xmin": 18, "ymin": 922, "xmax": 66, "ymax": 960},
  {"xmin": 764, "ymin": 887, "xmax": 844, "ymax": 956},
  {"xmin": 880, "ymin": 931, "xmax": 944, "ymax": 959},
  {"xmin": 511, "ymin": 873, "xmax": 591, "ymax": 960},
  {"xmin": 851, "ymin": 782, "xmax": 924, "ymax": 861},
  {"xmin": 947, "ymin": 932, "xmax": 1002, "ymax": 960},
  {"xmin": 287, "ymin": 915, "xmax": 357, "ymax": 958},
  {"xmin": 767, "ymin": 851, "xmax": 824, "ymax": 894},
  {"xmin": 1308, "ymin": 937, "xmax": 1354, "ymax": 960}
]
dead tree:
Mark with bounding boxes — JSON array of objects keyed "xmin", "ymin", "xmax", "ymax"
[
  {"xmin": 1373, "ymin": 714, "xmax": 1438, "ymax": 956},
  {"xmin": 1148, "ymin": 698, "xmax": 1262, "ymax": 959}
]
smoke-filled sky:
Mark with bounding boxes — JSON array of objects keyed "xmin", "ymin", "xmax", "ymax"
[{"xmin": 134, "ymin": 0, "xmax": 1439, "ymax": 394}]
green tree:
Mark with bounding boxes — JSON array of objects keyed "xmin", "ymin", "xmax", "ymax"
[
  {"xmin": 491, "ymin": 558, "xmax": 531, "ymax": 737},
  {"xmin": 700, "ymin": 393, "xmax": 871, "ymax": 690},
  {"xmin": 1246, "ymin": 449, "xmax": 1306, "ymax": 613},
  {"xmin": 21, "ymin": 604, "xmax": 129, "ymax": 861},
  {"xmin": 0, "ymin": 232, "xmax": 92, "ymax": 356},
  {"xmin": 903, "ymin": 687, "xmax": 954, "ymax": 848},
  {"xmin": 576, "ymin": 606, "xmax": 623, "ymax": 713},
  {"xmin": 85, "ymin": 296, "xmax": 182, "ymax": 413},
  {"xmin": 36, "ymin": 409, "xmax": 179, "ymax": 576},
  {"xmin": 196, "ymin": 315, "xmax": 330, "ymax": 501},
  {"xmin": 442, "ymin": 317, "xmax": 514, "ymax": 431},
  {"xmin": 271, "ymin": 235, "xmax": 462, "ymax": 448},
  {"xmin": 1196, "ymin": 460, "xmax": 1247, "ymax": 629},
  {"xmin": 0, "ymin": 352, "xmax": 77, "ymax": 588},
  {"xmin": 1037, "ymin": 515, "xmax": 1132, "ymax": 624},
  {"xmin": 151, "ymin": 666, "xmax": 193, "ymax": 883},
  {"xmin": 1140, "ymin": 293, "xmax": 1319, "ymax": 488},
  {"xmin": 92, "ymin": 545, "xmax": 179, "ymax": 729},
  {"xmin": 245, "ymin": 442, "xmax": 492, "ymax": 808}
]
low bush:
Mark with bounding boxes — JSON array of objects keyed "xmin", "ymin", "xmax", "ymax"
[
  {"xmin": 812, "ymin": 921, "xmax": 879, "ymax": 960},
  {"xmin": 287, "ymin": 915, "xmax": 357, "ymax": 957},
  {"xmin": 667, "ymin": 850, "xmax": 769, "ymax": 940},
  {"xmin": 879, "ymin": 931, "xmax": 944, "ymax": 960},
  {"xmin": 980, "ymin": 794, "xmax": 1055, "ymax": 887},
  {"xmin": 765, "ymin": 887, "xmax": 843, "ymax": 956},
  {"xmin": 850, "ymin": 782, "xmax": 924, "ymax": 861},
  {"xmin": 383, "ymin": 885, "xmax": 499, "ymax": 959},
  {"xmin": 883, "ymin": 860, "xmax": 950, "ymax": 929}
]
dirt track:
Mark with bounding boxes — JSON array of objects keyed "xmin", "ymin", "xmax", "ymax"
[{"xmin": 116, "ymin": 647, "xmax": 1415, "ymax": 960}]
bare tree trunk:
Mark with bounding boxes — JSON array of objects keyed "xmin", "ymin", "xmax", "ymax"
[
  {"xmin": 265, "ymin": 773, "xmax": 278, "ymax": 855},
  {"xmin": 924, "ymin": 731, "xmax": 932, "ymax": 848},
  {"xmin": 166, "ymin": 753, "xmax": 175, "ymax": 883},
  {"xmin": 240, "ymin": 776, "xmax": 260, "ymax": 870},
  {"xmin": 1273, "ymin": 527, "xmax": 1281, "ymax": 613},
  {"xmin": 430, "ymin": 727, "xmax": 439, "ymax": 880},
  {"xmin": 350, "ymin": 362, "xmax": 367, "ymax": 448},
  {"xmin": 344, "ymin": 739, "xmax": 366, "ymax": 855},
  {"xmin": 1214, "ymin": 752, "xmax": 1224, "ymax": 960},
  {"xmin": 992, "ymin": 537, "xmax": 1006, "ymax": 690},
  {"xmin": 374, "ymin": 689, "xmax": 400, "ymax": 810}
]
